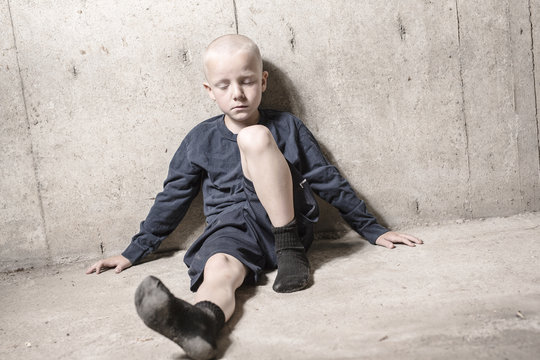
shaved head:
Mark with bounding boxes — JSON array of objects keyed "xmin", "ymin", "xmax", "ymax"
[{"xmin": 203, "ymin": 34, "xmax": 263, "ymax": 79}]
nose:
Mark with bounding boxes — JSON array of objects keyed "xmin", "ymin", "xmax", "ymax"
[{"xmin": 232, "ymin": 83, "xmax": 245, "ymax": 101}]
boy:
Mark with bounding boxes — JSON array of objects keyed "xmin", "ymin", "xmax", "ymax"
[{"xmin": 86, "ymin": 34, "xmax": 422, "ymax": 360}]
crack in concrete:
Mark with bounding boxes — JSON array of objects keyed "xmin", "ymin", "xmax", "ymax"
[
  {"xmin": 506, "ymin": 0, "xmax": 524, "ymax": 210},
  {"xmin": 287, "ymin": 23, "xmax": 296, "ymax": 52},
  {"xmin": 6, "ymin": 0, "xmax": 52, "ymax": 262},
  {"xmin": 398, "ymin": 15, "xmax": 407, "ymax": 41},
  {"xmin": 232, "ymin": 0, "xmax": 239, "ymax": 34},
  {"xmin": 455, "ymin": 0, "xmax": 473, "ymax": 218},
  {"xmin": 528, "ymin": 0, "xmax": 540, "ymax": 177}
]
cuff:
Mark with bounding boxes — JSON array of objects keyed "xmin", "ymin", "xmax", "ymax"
[
  {"xmin": 121, "ymin": 241, "xmax": 148, "ymax": 265},
  {"xmin": 360, "ymin": 223, "xmax": 390, "ymax": 245}
]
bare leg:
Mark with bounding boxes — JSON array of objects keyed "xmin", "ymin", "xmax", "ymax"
[
  {"xmin": 237, "ymin": 125, "xmax": 294, "ymax": 227},
  {"xmin": 237, "ymin": 125, "xmax": 310, "ymax": 293},
  {"xmin": 195, "ymin": 253, "xmax": 248, "ymax": 321},
  {"xmin": 134, "ymin": 253, "xmax": 246, "ymax": 360}
]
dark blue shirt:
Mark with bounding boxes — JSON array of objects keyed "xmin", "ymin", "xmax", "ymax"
[{"xmin": 122, "ymin": 109, "xmax": 388, "ymax": 263}]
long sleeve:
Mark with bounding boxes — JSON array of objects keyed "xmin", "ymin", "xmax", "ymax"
[
  {"xmin": 122, "ymin": 136, "xmax": 202, "ymax": 263},
  {"xmin": 295, "ymin": 120, "xmax": 388, "ymax": 244}
]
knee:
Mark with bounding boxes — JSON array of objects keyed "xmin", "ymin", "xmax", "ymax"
[
  {"xmin": 237, "ymin": 125, "xmax": 274, "ymax": 154},
  {"xmin": 203, "ymin": 253, "xmax": 246, "ymax": 285}
]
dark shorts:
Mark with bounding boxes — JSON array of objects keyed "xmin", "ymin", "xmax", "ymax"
[{"xmin": 183, "ymin": 163, "xmax": 319, "ymax": 291}]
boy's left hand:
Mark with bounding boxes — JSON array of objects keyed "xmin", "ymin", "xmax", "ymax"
[{"xmin": 375, "ymin": 231, "xmax": 423, "ymax": 249}]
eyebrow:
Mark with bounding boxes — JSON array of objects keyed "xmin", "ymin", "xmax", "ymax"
[
  {"xmin": 213, "ymin": 73, "xmax": 257, "ymax": 84},
  {"xmin": 214, "ymin": 80, "xmax": 230, "ymax": 87}
]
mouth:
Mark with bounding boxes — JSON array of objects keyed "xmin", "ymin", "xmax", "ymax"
[{"xmin": 232, "ymin": 105, "xmax": 248, "ymax": 111}]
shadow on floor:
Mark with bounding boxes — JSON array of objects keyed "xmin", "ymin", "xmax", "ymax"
[
  {"xmin": 216, "ymin": 237, "xmax": 367, "ymax": 358},
  {"xmin": 214, "ymin": 280, "xmax": 262, "ymax": 359},
  {"xmin": 309, "ymin": 237, "xmax": 366, "ymax": 271}
]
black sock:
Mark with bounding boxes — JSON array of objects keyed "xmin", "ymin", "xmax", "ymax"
[
  {"xmin": 272, "ymin": 219, "xmax": 310, "ymax": 293},
  {"xmin": 134, "ymin": 276, "xmax": 225, "ymax": 360}
]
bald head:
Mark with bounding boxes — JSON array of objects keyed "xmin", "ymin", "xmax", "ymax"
[{"xmin": 203, "ymin": 34, "xmax": 263, "ymax": 79}]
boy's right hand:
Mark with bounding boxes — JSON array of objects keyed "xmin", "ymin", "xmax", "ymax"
[{"xmin": 85, "ymin": 255, "xmax": 132, "ymax": 275}]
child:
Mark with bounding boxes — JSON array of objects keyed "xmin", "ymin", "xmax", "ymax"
[{"xmin": 86, "ymin": 34, "xmax": 422, "ymax": 360}]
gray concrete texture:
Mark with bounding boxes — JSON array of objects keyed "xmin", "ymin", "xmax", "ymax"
[
  {"xmin": 1, "ymin": 0, "xmax": 540, "ymax": 271},
  {"xmin": 1, "ymin": 214, "xmax": 539, "ymax": 359}
]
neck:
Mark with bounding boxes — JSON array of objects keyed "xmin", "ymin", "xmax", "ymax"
[{"xmin": 224, "ymin": 112, "xmax": 260, "ymax": 134}]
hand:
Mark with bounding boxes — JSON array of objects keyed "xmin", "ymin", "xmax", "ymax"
[
  {"xmin": 375, "ymin": 231, "xmax": 423, "ymax": 249},
  {"xmin": 85, "ymin": 255, "xmax": 132, "ymax": 275}
]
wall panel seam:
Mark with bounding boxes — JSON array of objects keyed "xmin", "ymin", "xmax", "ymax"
[
  {"xmin": 232, "ymin": 0, "xmax": 239, "ymax": 34},
  {"xmin": 528, "ymin": 0, "xmax": 540, "ymax": 176},
  {"xmin": 455, "ymin": 0, "xmax": 473, "ymax": 218},
  {"xmin": 508, "ymin": 0, "xmax": 524, "ymax": 209},
  {"xmin": 6, "ymin": 0, "xmax": 51, "ymax": 262}
]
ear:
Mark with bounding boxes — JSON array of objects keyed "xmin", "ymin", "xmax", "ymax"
[
  {"xmin": 261, "ymin": 71, "xmax": 269, "ymax": 93},
  {"xmin": 203, "ymin": 82, "xmax": 216, "ymax": 100}
]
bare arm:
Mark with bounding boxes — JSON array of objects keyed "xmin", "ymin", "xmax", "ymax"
[{"xmin": 85, "ymin": 255, "xmax": 132, "ymax": 275}]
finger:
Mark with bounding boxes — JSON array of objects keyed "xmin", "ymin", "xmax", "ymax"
[
  {"xmin": 401, "ymin": 233, "xmax": 423, "ymax": 244},
  {"xmin": 384, "ymin": 233, "xmax": 415, "ymax": 247},
  {"xmin": 95, "ymin": 262, "xmax": 103, "ymax": 275},
  {"xmin": 85, "ymin": 264, "xmax": 96, "ymax": 274},
  {"xmin": 402, "ymin": 238, "xmax": 416, "ymax": 247},
  {"xmin": 378, "ymin": 238, "xmax": 395, "ymax": 249},
  {"xmin": 395, "ymin": 235, "xmax": 416, "ymax": 247},
  {"xmin": 115, "ymin": 265, "xmax": 124, "ymax": 273}
]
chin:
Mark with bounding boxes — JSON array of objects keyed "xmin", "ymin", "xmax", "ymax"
[{"xmin": 230, "ymin": 112, "xmax": 258, "ymax": 123}]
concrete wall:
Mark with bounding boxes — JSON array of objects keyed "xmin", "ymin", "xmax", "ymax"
[{"xmin": 1, "ymin": 0, "xmax": 539, "ymax": 270}]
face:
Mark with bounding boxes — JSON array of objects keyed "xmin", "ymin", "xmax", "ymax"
[{"xmin": 204, "ymin": 50, "xmax": 268, "ymax": 131}]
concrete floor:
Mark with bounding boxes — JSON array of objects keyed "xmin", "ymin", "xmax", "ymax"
[{"xmin": 1, "ymin": 213, "xmax": 539, "ymax": 360}]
